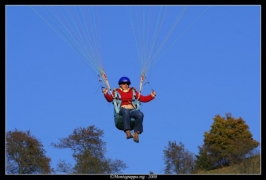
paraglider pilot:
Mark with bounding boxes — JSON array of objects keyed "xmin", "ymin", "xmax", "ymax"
[{"xmin": 102, "ymin": 77, "xmax": 156, "ymax": 143}]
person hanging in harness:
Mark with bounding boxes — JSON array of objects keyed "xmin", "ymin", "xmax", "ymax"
[{"xmin": 102, "ymin": 76, "xmax": 156, "ymax": 143}]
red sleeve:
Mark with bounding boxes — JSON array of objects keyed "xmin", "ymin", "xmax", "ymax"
[
  {"xmin": 135, "ymin": 91, "xmax": 154, "ymax": 102},
  {"xmin": 104, "ymin": 92, "xmax": 113, "ymax": 102}
]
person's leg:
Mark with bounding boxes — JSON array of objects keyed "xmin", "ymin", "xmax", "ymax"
[
  {"xmin": 130, "ymin": 110, "xmax": 144, "ymax": 134},
  {"xmin": 119, "ymin": 108, "xmax": 133, "ymax": 138},
  {"xmin": 130, "ymin": 110, "xmax": 144, "ymax": 143}
]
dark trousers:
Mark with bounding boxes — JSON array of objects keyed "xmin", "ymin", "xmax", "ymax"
[{"xmin": 119, "ymin": 107, "xmax": 144, "ymax": 134}]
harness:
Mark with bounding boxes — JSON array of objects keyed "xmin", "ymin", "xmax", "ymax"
[
  {"xmin": 112, "ymin": 88, "xmax": 141, "ymax": 130},
  {"xmin": 113, "ymin": 88, "xmax": 141, "ymax": 113}
]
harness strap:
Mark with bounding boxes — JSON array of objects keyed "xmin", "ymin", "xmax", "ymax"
[
  {"xmin": 113, "ymin": 90, "xmax": 121, "ymax": 114},
  {"xmin": 138, "ymin": 73, "xmax": 145, "ymax": 100},
  {"xmin": 112, "ymin": 88, "xmax": 141, "ymax": 113},
  {"xmin": 131, "ymin": 88, "xmax": 141, "ymax": 110}
]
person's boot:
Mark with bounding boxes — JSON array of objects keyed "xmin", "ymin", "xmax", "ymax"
[
  {"xmin": 125, "ymin": 130, "xmax": 133, "ymax": 139},
  {"xmin": 133, "ymin": 131, "xmax": 139, "ymax": 143}
]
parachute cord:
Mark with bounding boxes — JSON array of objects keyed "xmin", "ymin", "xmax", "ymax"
[
  {"xmin": 137, "ymin": 71, "xmax": 146, "ymax": 100},
  {"xmin": 147, "ymin": 82, "xmax": 153, "ymax": 92},
  {"xmin": 95, "ymin": 84, "xmax": 103, "ymax": 94},
  {"xmin": 99, "ymin": 68, "xmax": 115, "ymax": 98},
  {"xmin": 155, "ymin": 6, "xmax": 210, "ymax": 62},
  {"xmin": 31, "ymin": 6, "xmax": 104, "ymax": 79}
]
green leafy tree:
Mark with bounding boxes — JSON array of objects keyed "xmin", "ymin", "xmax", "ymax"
[
  {"xmin": 196, "ymin": 113, "xmax": 259, "ymax": 170},
  {"xmin": 6, "ymin": 129, "xmax": 52, "ymax": 174},
  {"xmin": 194, "ymin": 145, "xmax": 213, "ymax": 171},
  {"xmin": 163, "ymin": 141, "xmax": 195, "ymax": 174},
  {"xmin": 51, "ymin": 125, "xmax": 127, "ymax": 174}
]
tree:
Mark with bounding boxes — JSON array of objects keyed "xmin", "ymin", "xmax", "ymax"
[
  {"xmin": 6, "ymin": 129, "xmax": 52, "ymax": 174},
  {"xmin": 196, "ymin": 113, "xmax": 259, "ymax": 170},
  {"xmin": 234, "ymin": 148, "xmax": 260, "ymax": 174},
  {"xmin": 51, "ymin": 125, "xmax": 127, "ymax": 174},
  {"xmin": 163, "ymin": 141, "xmax": 195, "ymax": 174},
  {"xmin": 194, "ymin": 145, "xmax": 214, "ymax": 171}
]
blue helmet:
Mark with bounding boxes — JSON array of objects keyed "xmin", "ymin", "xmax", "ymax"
[{"xmin": 118, "ymin": 77, "xmax": 131, "ymax": 85}]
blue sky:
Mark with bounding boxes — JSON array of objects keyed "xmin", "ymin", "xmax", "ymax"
[{"xmin": 6, "ymin": 5, "xmax": 261, "ymax": 174}]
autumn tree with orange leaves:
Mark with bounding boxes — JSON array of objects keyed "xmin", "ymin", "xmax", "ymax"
[{"xmin": 195, "ymin": 113, "xmax": 259, "ymax": 170}]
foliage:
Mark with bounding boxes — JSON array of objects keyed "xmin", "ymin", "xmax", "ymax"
[
  {"xmin": 195, "ymin": 113, "xmax": 259, "ymax": 170},
  {"xmin": 233, "ymin": 148, "xmax": 260, "ymax": 174},
  {"xmin": 51, "ymin": 125, "xmax": 127, "ymax": 174},
  {"xmin": 163, "ymin": 141, "xmax": 195, "ymax": 174},
  {"xmin": 194, "ymin": 145, "xmax": 214, "ymax": 171},
  {"xmin": 56, "ymin": 160, "xmax": 73, "ymax": 174},
  {"xmin": 195, "ymin": 153, "xmax": 260, "ymax": 174},
  {"xmin": 6, "ymin": 129, "xmax": 52, "ymax": 174}
]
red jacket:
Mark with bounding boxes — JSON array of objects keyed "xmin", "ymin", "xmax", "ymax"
[{"xmin": 104, "ymin": 87, "xmax": 154, "ymax": 107}]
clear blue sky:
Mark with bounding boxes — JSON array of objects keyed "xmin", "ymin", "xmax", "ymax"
[{"xmin": 6, "ymin": 5, "xmax": 261, "ymax": 174}]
